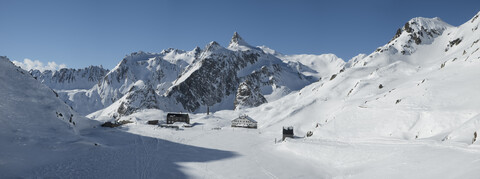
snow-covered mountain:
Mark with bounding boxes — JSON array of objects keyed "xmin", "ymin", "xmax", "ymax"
[
  {"xmin": 74, "ymin": 33, "xmax": 318, "ymax": 119},
  {"xmin": 239, "ymin": 11, "xmax": 480, "ymax": 145},
  {"xmin": 54, "ymin": 49, "xmax": 198, "ymax": 115},
  {"xmin": 164, "ymin": 33, "xmax": 315, "ymax": 112},
  {"xmin": 30, "ymin": 65, "xmax": 109, "ymax": 90}
]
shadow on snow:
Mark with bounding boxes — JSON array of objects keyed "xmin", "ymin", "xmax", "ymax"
[{"xmin": 22, "ymin": 126, "xmax": 238, "ymax": 178}]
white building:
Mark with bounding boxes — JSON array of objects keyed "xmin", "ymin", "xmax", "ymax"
[{"xmin": 231, "ymin": 115, "xmax": 257, "ymax": 129}]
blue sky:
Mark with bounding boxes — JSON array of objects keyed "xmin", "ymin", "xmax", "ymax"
[{"xmin": 1, "ymin": 0, "xmax": 479, "ymax": 70}]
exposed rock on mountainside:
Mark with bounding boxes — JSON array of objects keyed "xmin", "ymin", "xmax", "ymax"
[
  {"xmin": 116, "ymin": 83, "xmax": 159, "ymax": 117},
  {"xmin": 30, "ymin": 65, "xmax": 108, "ymax": 90},
  {"xmin": 381, "ymin": 17, "xmax": 452, "ymax": 55},
  {"xmin": 164, "ymin": 33, "xmax": 314, "ymax": 112},
  {"xmin": 234, "ymin": 81, "xmax": 267, "ymax": 110}
]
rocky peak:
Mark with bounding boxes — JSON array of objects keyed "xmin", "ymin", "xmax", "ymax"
[
  {"xmin": 193, "ymin": 46, "xmax": 201, "ymax": 53},
  {"xmin": 390, "ymin": 17, "xmax": 451, "ymax": 44},
  {"xmin": 228, "ymin": 32, "xmax": 251, "ymax": 48},
  {"xmin": 374, "ymin": 17, "xmax": 454, "ymax": 56},
  {"xmin": 191, "ymin": 46, "xmax": 202, "ymax": 58},
  {"xmin": 205, "ymin": 41, "xmax": 223, "ymax": 52}
]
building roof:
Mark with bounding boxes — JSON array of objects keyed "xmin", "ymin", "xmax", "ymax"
[
  {"xmin": 232, "ymin": 114, "xmax": 257, "ymax": 123},
  {"xmin": 167, "ymin": 113, "xmax": 189, "ymax": 118}
]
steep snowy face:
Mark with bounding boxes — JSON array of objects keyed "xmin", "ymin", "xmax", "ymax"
[
  {"xmin": 0, "ymin": 56, "xmax": 86, "ymax": 144},
  {"xmin": 242, "ymin": 12, "xmax": 480, "ymax": 144},
  {"xmin": 30, "ymin": 65, "xmax": 108, "ymax": 90}
]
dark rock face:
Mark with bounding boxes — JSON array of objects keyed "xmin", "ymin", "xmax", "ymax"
[
  {"xmin": 330, "ymin": 74, "xmax": 337, "ymax": 81},
  {"xmin": 117, "ymin": 85, "xmax": 159, "ymax": 117},
  {"xmin": 231, "ymin": 32, "xmax": 243, "ymax": 45},
  {"xmin": 445, "ymin": 38, "xmax": 463, "ymax": 52},
  {"xmin": 167, "ymin": 47, "xmax": 260, "ymax": 112},
  {"xmin": 472, "ymin": 14, "xmax": 479, "ymax": 23},
  {"xmin": 163, "ymin": 33, "xmax": 313, "ymax": 112},
  {"xmin": 390, "ymin": 28, "xmax": 403, "ymax": 43},
  {"xmin": 234, "ymin": 81, "xmax": 267, "ymax": 110}
]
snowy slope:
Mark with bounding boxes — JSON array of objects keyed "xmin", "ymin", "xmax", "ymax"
[
  {"xmin": 0, "ymin": 56, "xmax": 91, "ymax": 177},
  {"xmin": 0, "ymin": 56, "xmax": 85, "ymax": 134},
  {"xmin": 238, "ymin": 12, "xmax": 480, "ymax": 145}
]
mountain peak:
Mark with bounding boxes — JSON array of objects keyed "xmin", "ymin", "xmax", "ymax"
[
  {"xmin": 205, "ymin": 41, "xmax": 223, "ymax": 52},
  {"xmin": 229, "ymin": 32, "xmax": 250, "ymax": 48},
  {"xmin": 388, "ymin": 16, "xmax": 452, "ymax": 45},
  {"xmin": 397, "ymin": 17, "xmax": 452, "ymax": 36},
  {"xmin": 193, "ymin": 46, "xmax": 201, "ymax": 52}
]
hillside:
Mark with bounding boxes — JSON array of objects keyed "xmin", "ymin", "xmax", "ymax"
[
  {"xmin": 240, "ymin": 12, "xmax": 480, "ymax": 144},
  {"xmin": 0, "ymin": 56, "xmax": 86, "ymax": 177}
]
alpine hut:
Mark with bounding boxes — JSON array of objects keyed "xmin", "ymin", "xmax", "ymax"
[
  {"xmin": 166, "ymin": 113, "xmax": 190, "ymax": 124},
  {"xmin": 231, "ymin": 114, "xmax": 257, "ymax": 129},
  {"xmin": 282, "ymin": 126, "xmax": 294, "ymax": 140}
]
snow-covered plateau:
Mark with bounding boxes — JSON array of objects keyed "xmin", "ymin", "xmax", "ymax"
[{"xmin": 2, "ymin": 11, "xmax": 480, "ymax": 178}]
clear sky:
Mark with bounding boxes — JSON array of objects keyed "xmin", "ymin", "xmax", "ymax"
[{"xmin": 1, "ymin": 0, "xmax": 479, "ymax": 70}]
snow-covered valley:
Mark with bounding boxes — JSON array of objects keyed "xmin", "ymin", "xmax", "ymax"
[
  {"xmin": 6, "ymin": 110, "xmax": 480, "ymax": 178},
  {"xmin": 2, "ymin": 11, "xmax": 480, "ymax": 178}
]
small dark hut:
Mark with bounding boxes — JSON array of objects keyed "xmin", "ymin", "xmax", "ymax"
[
  {"xmin": 282, "ymin": 126, "xmax": 294, "ymax": 140},
  {"xmin": 166, "ymin": 113, "xmax": 190, "ymax": 124},
  {"xmin": 147, "ymin": 120, "xmax": 159, "ymax": 125}
]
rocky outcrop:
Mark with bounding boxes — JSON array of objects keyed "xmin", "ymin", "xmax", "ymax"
[
  {"xmin": 234, "ymin": 81, "xmax": 267, "ymax": 110},
  {"xmin": 380, "ymin": 17, "xmax": 452, "ymax": 55},
  {"xmin": 30, "ymin": 65, "xmax": 108, "ymax": 90},
  {"xmin": 116, "ymin": 84, "xmax": 159, "ymax": 117}
]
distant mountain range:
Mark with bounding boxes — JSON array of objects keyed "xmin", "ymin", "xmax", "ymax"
[{"xmin": 29, "ymin": 32, "xmax": 343, "ymax": 118}]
